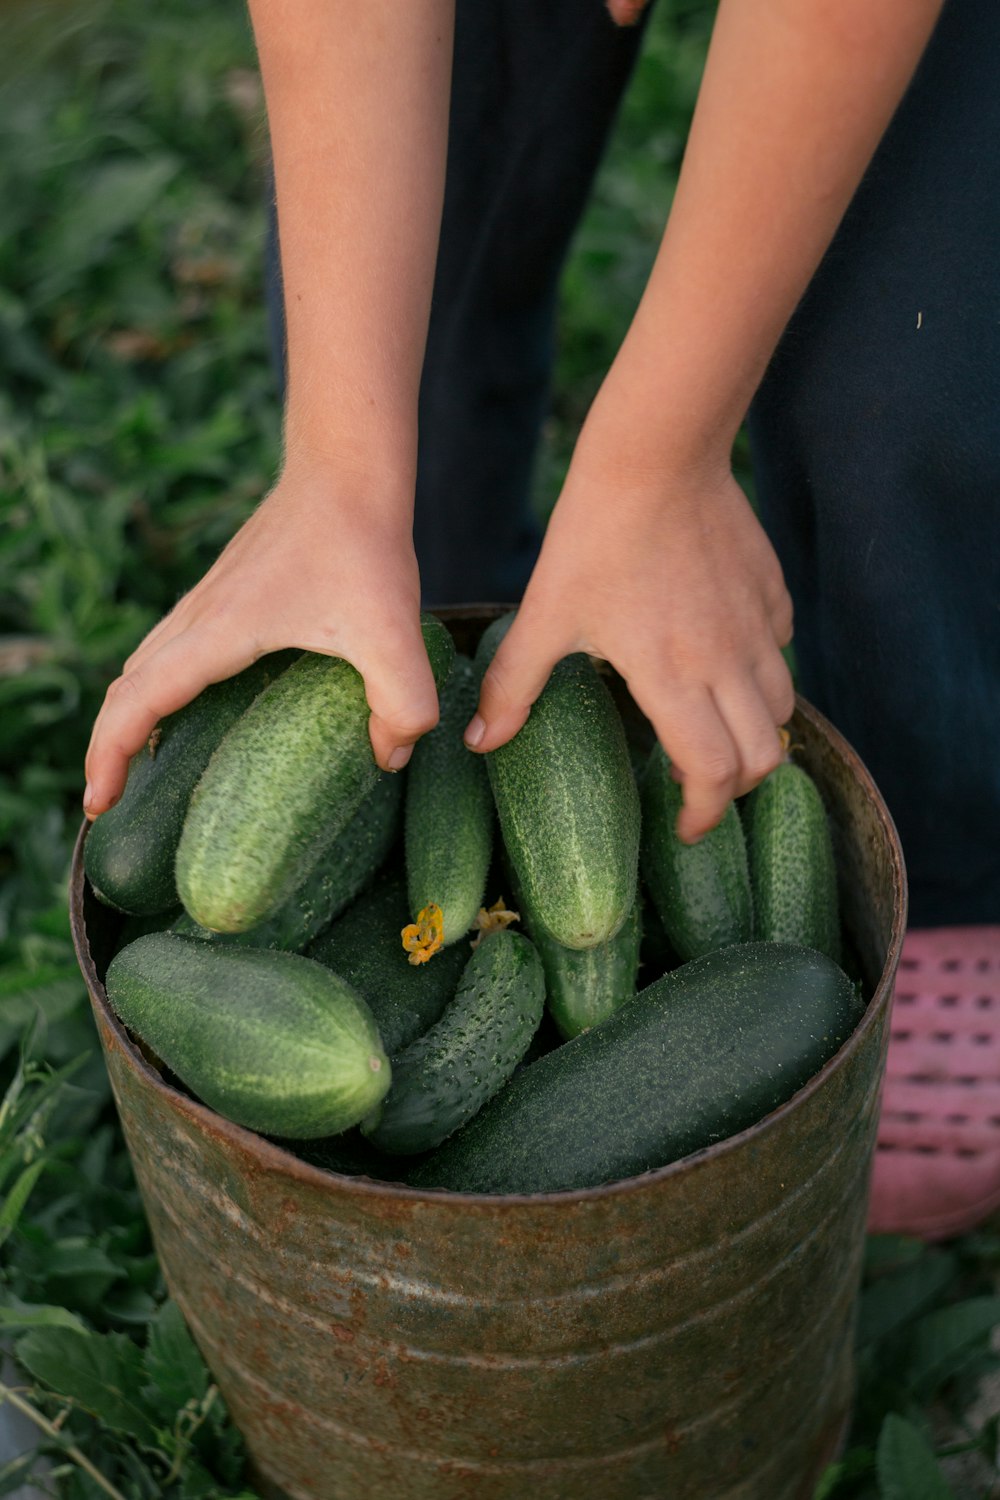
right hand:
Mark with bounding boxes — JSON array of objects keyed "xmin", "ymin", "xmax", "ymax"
[{"xmin": 83, "ymin": 455, "xmax": 439, "ymax": 818}]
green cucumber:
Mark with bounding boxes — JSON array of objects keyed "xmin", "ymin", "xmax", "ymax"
[
  {"xmin": 410, "ymin": 941, "xmax": 863, "ymax": 1195},
  {"xmin": 640, "ymin": 743, "xmax": 753, "ymax": 960},
  {"xmin": 476, "ymin": 615, "xmax": 640, "ymax": 950},
  {"xmin": 172, "ymin": 769, "xmax": 402, "ymax": 952},
  {"xmin": 104, "ymin": 932, "xmax": 390, "ymax": 1138},
  {"xmin": 84, "ymin": 651, "xmax": 298, "ymax": 915},
  {"xmin": 745, "ymin": 760, "xmax": 841, "ymax": 962},
  {"xmin": 405, "ymin": 655, "xmax": 493, "ymax": 946},
  {"xmin": 362, "ymin": 929, "xmax": 545, "ymax": 1156},
  {"xmin": 507, "ymin": 858, "xmax": 641, "ymax": 1040},
  {"xmin": 307, "ymin": 874, "xmax": 467, "ymax": 1056},
  {"xmin": 535, "ymin": 897, "xmax": 642, "ymax": 1040},
  {"xmin": 176, "ymin": 614, "xmax": 454, "ymax": 934}
]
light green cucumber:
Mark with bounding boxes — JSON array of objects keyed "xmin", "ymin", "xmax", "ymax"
[
  {"xmin": 176, "ymin": 615, "xmax": 454, "ymax": 934},
  {"xmin": 172, "ymin": 769, "xmax": 402, "ymax": 952},
  {"xmin": 361, "ymin": 929, "xmax": 545, "ymax": 1156},
  {"xmin": 405, "ymin": 655, "xmax": 493, "ymax": 946},
  {"xmin": 307, "ymin": 874, "xmax": 467, "ymax": 1056},
  {"xmin": 409, "ymin": 942, "xmax": 863, "ymax": 1195},
  {"xmin": 84, "ymin": 651, "xmax": 298, "ymax": 915},
  {"xmin": 744, "ymin": 760, "xmax": 841, "ymax": 962},
  {"xmin": 104, "ymin": 932, "xmax": 390, "ymax": 1138},
  {"xmin": 476, "ymin": 613, "xmax": 640, "ymax": 950},
  {"xmin": 640, "ymin": 743, "xmax": 753, "ymax": 960},
  {"xmin": 507, "ymin": 858, "xmax": 641, "ymax": 1040}
]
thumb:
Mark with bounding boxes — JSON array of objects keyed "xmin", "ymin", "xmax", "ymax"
[
  {"xmin": 360, "ymin": 619, "xmax": 441, "ymax": 773},
  {"xmin": 466, "ymin": 616, "xmax": 566, "ymax": 753}
]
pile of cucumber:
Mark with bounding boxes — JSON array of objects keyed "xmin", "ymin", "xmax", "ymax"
[{"xmin": 89, "ymin": 612, "xmax": 863, "ymax": 1196}]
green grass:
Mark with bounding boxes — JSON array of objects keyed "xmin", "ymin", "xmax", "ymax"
[{"xmin": 0, "ymin": 1, "xmax": 997, "ymax": 1495}]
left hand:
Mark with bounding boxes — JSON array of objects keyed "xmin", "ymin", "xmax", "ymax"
[{"xmin": 465, "ymin": 434, "xmax": 795, "ymax": 844}]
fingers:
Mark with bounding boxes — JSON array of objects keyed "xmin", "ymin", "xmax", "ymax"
[
  {"xmin": 360, "ymin": 620, "xmax": 442, "ymax": 773},
  {"xmin": 465, "ymin": 615, "xmax": 568, "ymax": 753},
  {"xmin": 84, "ymin": 630, "xmax": 257, "ymax": 818},
  {"xmin": 634, "ymin": 651, "xmax": 795, "ymax": 845},
  {"xmin": 606, "ymin": 0, "xmax": 649, "ymax": 25}
]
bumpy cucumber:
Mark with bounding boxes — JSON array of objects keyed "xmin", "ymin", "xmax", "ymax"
[
  {"xmin": 104, "ymin": 933, "xmax": 390, "ymax": 1138},
  {"xmin": 84, "ymin": 652, "xmax": 298, "ymax": 916},
  {"xmin": 172, "ymin": 770, "xmax": 402, "ymax": 952},
  {"xmin": 476, "ymin": 615, "xmax": 640, "ymax": 950},
  {"xmin": 405, "ymin": 655, "xmax": 493, "ymax": 946},
  {"xmin": 361, "ymin": 929, "xmax": 545, "ymax": 1156},
  {"xmin": 307, "ymin": 874, "xmax": 467, "ymax": 1056},
  {"xmin": 640, "ymin": 743, "xmax": 754, "ymax": 960},
  {"xmin": 176, "ymin": 615, "xmax": 454, "ymax": 934},
  {"xmin": 410, "ymin": 942, "xmax": 863, "ymax": 1195},
  {"xmin": 744, "ymin": 760, "xmax": 841, "ymax": 962}
]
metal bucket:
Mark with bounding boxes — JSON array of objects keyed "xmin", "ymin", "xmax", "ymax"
[{"xmin": 70, "ymin": 607, "xmax": 906, "ymax": 1500}]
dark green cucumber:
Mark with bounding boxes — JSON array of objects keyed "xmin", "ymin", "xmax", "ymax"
[
  {"xmin": 176, "ymin": 615, "xmax": 454, "ymax": 934},
  {"xmin": 362, "ymin": 929, "xmax": 545, "ymax": 1156},
  {"xmin": 476, "ymin": 615, "xmax": 640, "ymax": 950},
  {"xmin": 84, "ymin": 651, "xmax": 298, "ymax": 915},
  {"xmin": 405, "ymin": 655, "xmax": 493, "ymax": 946},
  {"xmin": 640, "ymin": 743, "xmax": 753, "ymax": 960},
  {"xmin": 307, "ymin": 874, "xmax": 467, "ymax": 1056},
  {"xmin": 410, "ymin": 941, "xmax": 863, "ymax": 1195},
  {"xmin": 745, "ymin": 760, "xmax": 841, "ymax": 962},
  {"xmin": 172, "ymin": 770, "xmax": 402, "ymax": 952},
  {"xmin": 104, "ymin": 933, "xmax": 390, "ymax": 1138}
]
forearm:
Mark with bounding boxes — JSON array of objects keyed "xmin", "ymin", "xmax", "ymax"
[
  {"xmin": 586, "ymin": 0, "xmax": 944, "ymax": 472},
  {"xmin": 249, "ymin": 0, "xmax": 454, "ymax": 493}
]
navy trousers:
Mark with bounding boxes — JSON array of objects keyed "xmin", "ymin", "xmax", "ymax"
[{"xmin": 265, "ymin": 0, "xmax": 1000, "ymax": 928}]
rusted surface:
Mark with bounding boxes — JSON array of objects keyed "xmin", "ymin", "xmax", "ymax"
[{"xmin": 70, "ymin": 606, "xmax": 907, "ymax": 1500}]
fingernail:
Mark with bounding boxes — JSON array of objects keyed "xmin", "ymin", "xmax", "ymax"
[
  {"xmin": 464, "ymin": 715, "xmax": 485, "ymax": 749},
  {"xmin": 388, "ymin": 745, "xmax": 413, "ymax": 772},
  {"xmin": 83, "ymin": 781, "xmax": 94, "ymax": 813}
]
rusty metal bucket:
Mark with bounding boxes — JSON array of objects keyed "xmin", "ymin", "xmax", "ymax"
[{"xmin": 70, "ymin": 607, "xmax": 906, "ymax": 1500}]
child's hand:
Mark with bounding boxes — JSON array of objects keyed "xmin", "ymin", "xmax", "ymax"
[
  {"xmin": 83, "ymin": 456, "xmax": 439, "ymax": 818},
  {"xmin": 467, "ymin": 444, "xmax": 794, "ymax": 845}
]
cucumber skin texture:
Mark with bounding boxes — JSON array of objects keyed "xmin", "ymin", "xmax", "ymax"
[
  {"xmin": 362, "ymin": 929, "xmax": 545, "ymax": 1156},
  {"xmin": 745, "ymin": 762, "xmax": 841, "ymax": 963},
  {"xmin": 307, "ymin": 874, "xmax": 467, "ymax": 1056},
  {"xmin": 410, "ymin": 941, "xmax": 863, "ymax": 1195},
  {"xmin": 172, "ymin": 770, "xmax": 402, "ymax": 953},
  {"xmin": 405, "ymin": 655, "xmax": 493, "ymax": 945},
  {"xmin": 640, "ymin": 743, "xmax": 754, "ymax": 961},
  {"xmin": 478, "ymin": 624, "xmax": 640, "ymax": 951},
  {"xmin": 104, "ymin": 933, "xmax": 390, "ymax": 1138},
  {"xmin": 84, "ymin": 652, "xmax": 298, "ymax": 916},
  {"xmin": 176, "ymin": 615, "xmax": 454, "ymax": 935}
]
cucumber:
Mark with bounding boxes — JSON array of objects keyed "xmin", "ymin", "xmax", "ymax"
[
  {"xmin": 640, "ymin": 743, "xmax": 753, "ymax": 960},
  {"xmin": 405, "ymin": 655, "xmax": 493, "ymax": 947},
  {"xmin": 535, "ymin": 897, "xmax": 642, "ymax": 1040},
  {"xmin": 476, "ymin": 615, "xmax": 640, "ymax": 950},
  {"xmin": 410, "ymin": 942, "xmax": 863, "ymax": 1195},
  {"xmin": 361, "ymin": 929, "xmax": 545, "ymax": 1156},
  {"xmin": 745, "ymin": 760, "xmax": 841, "ymax": 963},
  {"xmin": 84, "ymin": 651, "xmax": 298, "ymax": 916},
  {"xmin": 176, "ymin": 614, "xmax": 454, "ymax": 934},
  {"xmin": 507, "ymin": 857, "xmax": 641, "ymax": 1040},
  {"xmin": 307, "ymin": 874, "xmax": 467, "ymax": 1056},
  {"xmin": 172, "ymin": 769, "xmax": 402, "ymax": 952},
  {"xmin": 104, "ymin": 932, "xmax": 390, "ymax": 1138}
]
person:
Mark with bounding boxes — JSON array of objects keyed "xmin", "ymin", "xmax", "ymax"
[{"xmin": 82, "ymin": 0, "xmax": 999, "ymax": 1238}]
